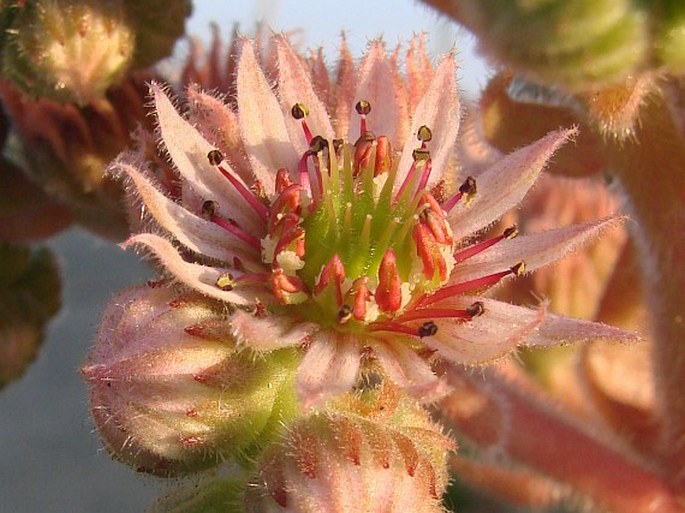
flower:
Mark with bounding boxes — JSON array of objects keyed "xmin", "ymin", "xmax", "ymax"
[
  {"xmin": 111, "ymin": 35, "xmax": 632, "ymax": 408},
  {"xmin": 244, "ymin": 382, "xmax": 453, "ymax": 513},
  {"xmin": 81, "ymin": 284, "xmax": 299, "ymax": 476}
]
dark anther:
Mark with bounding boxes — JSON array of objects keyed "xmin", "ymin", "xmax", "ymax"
[
  {"xmin": 337, "ymin": 304, "xmax": 353, "ymax": 323},
  {"xmin": 355, "ymin": 99, "xmax": 371, "ymax": 115},
  {"xmin": 418, "ymin": 320, "xmax": 438, "ymax": 338},
  {"xmin": 466, "ymin": 301, "xmax": 485, "ymax": 318},
  {"xmin": 291, "ymin": 102, "xmax": 309, "ymax": 119},
  {"xmin": 332, "ymin": 138, "xmax": 344, "ymax": 153},
  {"xmin": 510, "ymin": 261, "xmax": 526, "ymax": 276},
  {"xmin": 201, "ymin": 200, "xmax": 216, "ymax": 220},
  {"xmin": 459, "ymin": 176, "xmax": 477, "ymax": 196},
  {"xmin": 417, "ymin": 125, "xmax": 433, "ymax": 142},
  {"xmin": 215, "ymin": 272, "xmax": 234, "ymax": 291},
  {"xmin": 412, "ymin": 148, "xmax": 431, "ymax": 162},
  {"xmin": 503, "ymin": 225, "xmax": 519, "ymax": 239},
  {"xmin": 309, "ymin": 135, "xmax": 328, "ymax": 153},
  {"xmin": 207, "ymin": 149, "xmax": 224, "ymax": 166}
]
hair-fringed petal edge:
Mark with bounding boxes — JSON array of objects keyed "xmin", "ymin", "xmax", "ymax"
[
  {"xmin": 152, "ymin": 84, "xmax": 264, "ymax": 235},
  {"xmin": 370, "ymin": 337, "xmax": 449, "ymax": 400},
  {"xmin": 274, "ymin": 34, "xmax": 335, "ymax": 154},
  {"xmin": 113, "ymin": 158, "xmax": 261, "ymax": 265},
  {"xmin": 236, "ymin": 39, "xmax": 299, "ymax": 195},
  {"xmin": 296, "ymin": 331, "xmax": 360, "ymax": 408},
  {"xmin": 448, "ymin": 128, "xmax": 576, "ymax": 240},
  {"xmin": 350, "ymin": 41, "xmax": 402, "ymax": 145},
  {"xmin": 228, "ymin": 308, "xmax": 317, "ymax": 352},
  {"xmin": 396, "ymin": 53, "xmax": 460, "ymax": 191},
  {"xmin": 450, "ymin": 215, "xmax": 623, "ymax": 285},
  {"xmin": 121, "ymin": 233, "xmax": 271, "ymax": 305}
]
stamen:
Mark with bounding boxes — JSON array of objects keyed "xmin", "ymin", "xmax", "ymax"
[
  {"xmin": 214, "ymin": 161, "xmax": 269, "ymax": 220},
  {"xmin": 217, "ymin": 218, "xmax": 262, "ymax": 250},
  {"xmin": 291, "ymin": 102, "xmax": 313, "ymax": 143},
  {"xmin": 466, "ymin": 301, "xmax": 485, "ymax": 317},
  {"xmin": 207, "ymin": 149, "xmax": 224, "ymax": 166},
  {"xmin": 376, "ymin": 249, "xmax": 403, "ymax": 313},
  {"xmin": 417, "ymin": 321, "xmax": 438, "ymax": 338},
  {"xmin": 338, "ymin": 304, "xmax": 353, "ymax": 324},
  {"xmin": 453, "ymin": 225, "xmax": 518, "ymax": 264},
  {"xmin": 275, "ymin": 168, "xmax": 293, "ymax": 194},
  {"xmin": 418, "ymin": 261, "xmax": 526, "ymax": 306},
  {"xmin": 442, "ymin": 176, "xmax": 476, "ymax": 212},
  {"xmin": 368, "ymin": 321, "xmax": 419, "ymax": 336},
  {"xmin": 396, "ymin": 307, "xmax": 472, "ymax": 322},
  {"xmin": 216, "ymin": 272, "xmax": 234, "ymax": 291},
  {"xmin": 355, "ymin": 99, "xmax": 371, "ymax": 135}
]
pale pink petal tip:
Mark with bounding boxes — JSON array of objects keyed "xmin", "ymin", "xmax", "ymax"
[
  {"xmin": 295, "ymin": 334, "xmax": 360, "ymax": 409},
  {"xmin": 450, "ymin": 128, "xmax": 576, "ymax": 241},
  {"xmin": 228, "ymin": 309, "xmax": 316, "ymax": 352}
]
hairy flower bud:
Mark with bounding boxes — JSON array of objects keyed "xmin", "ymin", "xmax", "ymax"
[
  {"xmin": 244, "ymin": 383, "xmax": 454, "ymax": 513},
  {"xmin": 2, "ymin": 0, "xmax": 135, "ymax": 104},
  {"xmin": 123, "ymin": 0, "xmax": 192, "ymax": 68},
  {"xmin": 0, "ymin": 244, "xmax": 61, "ymax": 389},
  {"xmin": 82, "ymin": 284, "xmax": 300, "ymax": 476}
]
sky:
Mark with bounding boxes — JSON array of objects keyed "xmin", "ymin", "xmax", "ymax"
[{"xmin": 185, "ymin": 0, "xmax": 492, "ymax": 98}]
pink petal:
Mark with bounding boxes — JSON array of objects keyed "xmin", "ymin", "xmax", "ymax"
[
  {"xmin": 396, "ymin": 54, "xmax": 460, "ymax": 191},
  {"xmin": 332, "ymin": 36, "xmax": 356, "ymax": 138},
  {"xmin": 448, "ymin": 129, "xmax": 575, "ymax": 241},
  {"xmin": 371, "ymin": 338, "xmax": 447, "ymax": 400},
  {"xmin": 275, "ymin": 35, "xmax": 334, "ymax": 155},
  {"xmin": 450, "ymin": 216, "xmax": 622, "ymax": 285},
  {"xmin": 296, "ymin": 332, "xmax": 360, "ymax": 408},
  {"xmin": 114, "ymin": 158, "xmax": 260, "ymax": 265},
  {"xmin": 228, "ymin": 309, "xmax": 316, "ymax": 352},
  {"xmin": 406, "ymin": 34, "xmax": 434, "ymax": 110},
  {"xmin": 237, "ymin": 40, "xmax": 299, "ymax": 195},
  {"xmin": 421, "ymin": 297, "xmax": 547, "ymax": 364},
  {"xmin": 121, "ymin": 233, "xmax": 269, "ymax": 306},
  {"xmin": 349, "ymin": 41, "xmax": 401, "ymax": 144},
  {"xmin": 152, "ymin": 84, "xmax": 262, "ymax": 234},
  {"xmin": 185, "ymin": 86, "xmax": 253, "ymax": 182},
  {"xmin": 422, "ymin": 297, "xmax": 637, "ymax": 365}
]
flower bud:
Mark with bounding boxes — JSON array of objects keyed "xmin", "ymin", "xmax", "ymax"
[
  {"xmin": 2, "ymin": 0, "xmax": 135, "ymax": 105},
  {"xmin": 82, "ymin": 284, "xmax": 300, "ymax": 476},
  {"xmin": 423, "ymin": 0, "xmax": 648, "ymax": 91},
  {"xmin": 0, "ymin": 71, "xmax": 156, "ymax": 240},
  {"xmin": 123, "ymin": 0, "xmax": 192, "ymax": 68},
  {"xmin": 0, "ymin": 244, "xmax": 61, "ymax": 389},
  {"xmin": 245, "ymin": 383, "xmax": 454, "ymax": 513}
]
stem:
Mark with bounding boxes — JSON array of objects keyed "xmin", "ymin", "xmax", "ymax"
[
  {"xmin": 603, "ymin": 84, "xmax": 685, "ymax": 489},
  {"xmin": 438, "ymin": 363, "xmax": 683, "ymax": 512}
]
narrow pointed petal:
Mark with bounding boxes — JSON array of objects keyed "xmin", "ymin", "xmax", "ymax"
[
  {"xmin": 296, "ymin": 333, "xmax": 360, "ymax": 408},
  {"xmin": 185, "ymin": 86, "xmax": 252, "ymax": 182},
  {"xmin": 371, "ymin": 339, "xmax": 447, "ymax": 399},
  {"xmin": 237, "ymin": 41, "xmax": 299, "ymax": 194},
  {"xmin": 448, "ymin": 129, "xmax": 575, "ymax": 241},
  {"xmin": 396, "ymin": 54, "xmax": 460, "ymax": 190},
  {"xmin": 423, "ymin": 297, "xmax": 638, "ymax": 365},
  {"xmin": 229, "ymin": 309, "xmax": 316, "ymax": 352},
  {"xmin": 350, "ymin": 42, "xmax": 401, "ymax": 144},
  {"xmin": 275, "ymin": 35, "xmax": 334, "ymax": 153},
  {"xmin": 332, "ymin": 36, "xmax": 356, "ymax": 138},
  {"xmin": 152, "ymin": 84, "xmax": 262, "ymax": 234},
  {"xmin": 422, "ymin": 297, "xmax": 546, "ymax": 364},
  {"xmin": 114, "ymin": 159, "xmax": 260, "ymax": 265},
  {"xmin": 450, "ymin": 216, "xmax": 622, "ymax": 285},
  {"xmin": 121, "ymin": 233, "xmax": 268, "ymax": 306}
]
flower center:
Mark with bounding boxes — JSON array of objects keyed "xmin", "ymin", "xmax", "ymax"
[{"xmin": 204, "ymin": 101, "xmax": 521, "ymax": 336}]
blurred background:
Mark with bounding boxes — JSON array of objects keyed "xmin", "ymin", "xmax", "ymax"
[{"xmin": 0, "ymin": 1, "xmax": 490, "ymax": 512}]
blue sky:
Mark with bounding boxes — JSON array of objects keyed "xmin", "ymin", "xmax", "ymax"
[{"xmin": 185, "ymin": 0, "xmax": 491, "ymax": 98}]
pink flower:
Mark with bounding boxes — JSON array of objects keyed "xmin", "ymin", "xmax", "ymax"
[{"xmin": 111, "ymin": 35, "xmax": 632, "ymax": 408}]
